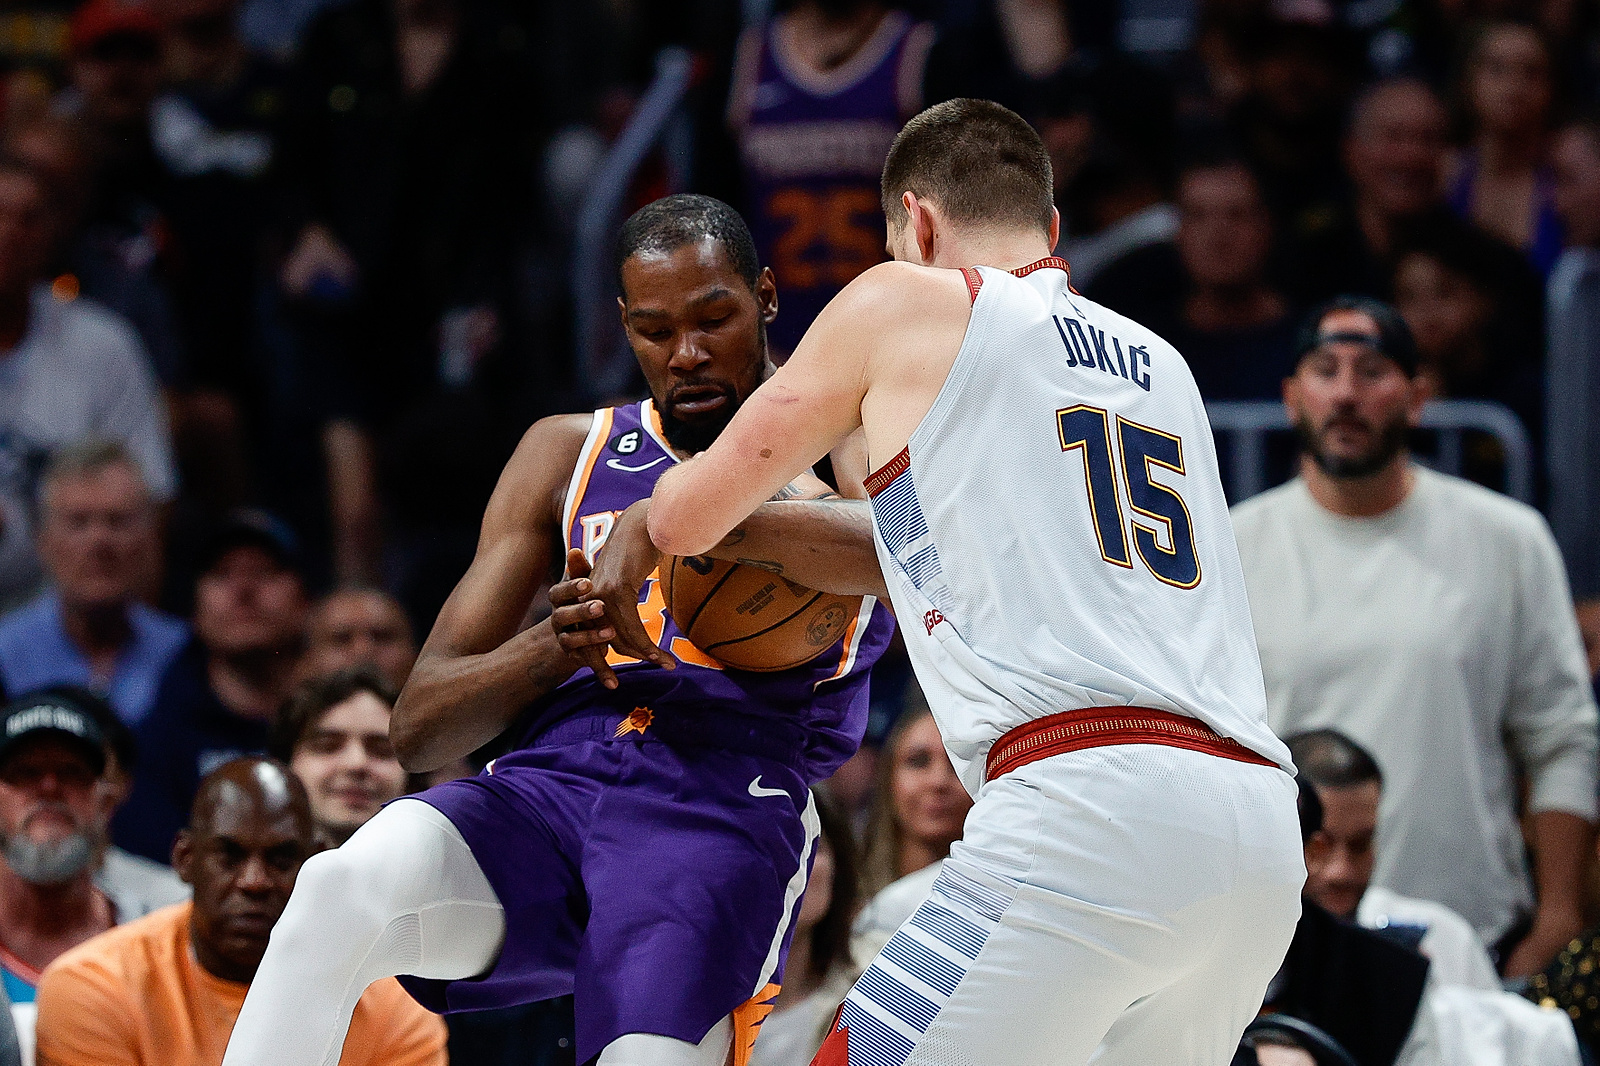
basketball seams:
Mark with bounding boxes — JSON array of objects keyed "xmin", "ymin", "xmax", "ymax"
[
  {"xmin": 703, "ymin": 590, "xmax": 826, "ymax": 652},
  {"xmin": 682, "ymin": 559, "xmax": 745, "ymax": 634}
]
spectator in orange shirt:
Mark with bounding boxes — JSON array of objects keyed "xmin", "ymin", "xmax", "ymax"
[{"xmin": 33, "ymin": 757, "xmax": 445, "ymax": 1066}]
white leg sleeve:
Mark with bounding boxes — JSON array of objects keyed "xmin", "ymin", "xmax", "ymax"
[
  {"xmin": 222, "ymin": 798, "xmax": 506, "ymax": 1066},
  {"xmin": 597, "ymin": 1017, "xmax": 733, "ymax": 1066}
]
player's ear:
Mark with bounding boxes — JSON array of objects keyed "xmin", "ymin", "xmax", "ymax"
[
  {"xmin": 617, "ymin": 295, "xmax": 629, "ymax": 332},
  {"xmin": 1048, "ymin": 207, "xmax": 1061, "ymax": 253},
  {"xmin": 755, "ymin": 267, "xmax": 778, "ymax": 325}
]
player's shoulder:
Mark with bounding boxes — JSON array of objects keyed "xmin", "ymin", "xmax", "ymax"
[
  {"xmin": 833, "ymin": 261, "xmax": 969, "ymax": 321},
  {"xmin": 510, "ymin": 412, "xmax": 596, "ymax": 469}
]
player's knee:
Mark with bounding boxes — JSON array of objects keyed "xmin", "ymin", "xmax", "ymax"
[{"xmin": 282, "ymin": 847, "xmax": 392, "ymax": 936}]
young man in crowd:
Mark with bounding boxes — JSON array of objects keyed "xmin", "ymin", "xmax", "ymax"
[
  {"xmin": 1233, "ymin": 297, "xmax": 1598, "ymax": 975},
  {"xmin": 1287, "ymin": 728, "xmax": 1499, "ymax": 990},
  {"xmin": 272, "ymin": 668, "xmax": 409, "ymax": 847},
  {"xmin": 114, "ymin": 511, "xmax": 307, "ymax": 863},
  {"xmin": 34, "ymin": 757, "xmax": 445, "ymax": 1066},
  {"xmin": 0, "ymin": 441, "xmax": 186, "ymax": 726}
]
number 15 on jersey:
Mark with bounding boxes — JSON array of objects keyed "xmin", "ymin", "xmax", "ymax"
[{"xmin": 1056, "ymin": 404, "xmax": 1202, "ymax": 590}]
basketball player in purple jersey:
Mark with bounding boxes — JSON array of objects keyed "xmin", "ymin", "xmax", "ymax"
[
  {"xmin": 729, "ymin": 0, "xmax": 934, "ymax": 357},
  {"xmin": 220, "ymin": 195, "xmax": 895, "ymax": 1066}
]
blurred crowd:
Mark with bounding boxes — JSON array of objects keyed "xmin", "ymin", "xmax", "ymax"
[{"xmin": 0, "ymin": 0, "xmax": 1585, "ymax": 1063}]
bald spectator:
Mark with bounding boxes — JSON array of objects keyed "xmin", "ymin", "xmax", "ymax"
[
  {"xmin": 0, "ymin": 443, "xmax": 186, "ymax": 727},
  {"xmin": 0, "ymin": 160, "xmax": 176, "ymax": 607},
  {"xmin": 0, "ymin": 692, "xmax": 120, "ymax": 1006},
  {"xmin": 272, "ymin": 669, "xmax": 408, "ymax": 846},
  {"xmin": 115, "ymin": 512, "xmax": 307, "ymax": 863},
  {"xmin": 34, "ymin": 757, "xmax": 446, "ymax": 1066},
  {"xmin": 1291, "ymin": 78, "xmax": 1450, "ymax": 302},
  {"xmin": 299, "ymin": 588, "xmax": 415, "ymax": 690}
]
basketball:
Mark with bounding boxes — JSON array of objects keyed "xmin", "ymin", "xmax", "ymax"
[
  {"xmin": 661, "ymin": 479, "xmax": 860, "ymax": 671},
  {"xmin": 662, "ymin": 556, "xmax": 859, "ymax": 671}
]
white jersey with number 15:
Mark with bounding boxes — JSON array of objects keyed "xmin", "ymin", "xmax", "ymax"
[{"xmin": 863, "ymin": 258, "xmax": 1293, "ymax": 794}]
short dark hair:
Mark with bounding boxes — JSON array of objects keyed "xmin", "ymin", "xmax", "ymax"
[
  {"xmin": 616, "ymin": 194, "xmax": 761, "ymax": 294},
  {"xmin": 272, "ymin": 666, "xmax": 397, "ymax": 761},
  {"xmin": 1286, "ymin": 729, "xmax": 1384, "ymax": 790},
  {"xmin": 1295, "ymin": 295, "xmax": 1419, "ymax": 377},
  {"xmin": 881, "ymin": 99, "xmax": 1055, "ymax": 236}
]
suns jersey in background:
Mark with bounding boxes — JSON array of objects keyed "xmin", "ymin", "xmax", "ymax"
[{"xmin": 728, "ymin": 11, "xmax": 935, "ymax": 357}]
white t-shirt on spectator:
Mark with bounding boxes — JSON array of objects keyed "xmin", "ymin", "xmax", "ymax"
[
  {"xmin": 1396, "ymin": 984, "xmax": 1581, "ymax": 1066},
  {"xmin": 850, "ymin": 861, "xmax": 942, "ymax": 965},
  {"xmin": 1357, "ymin": 886, "xmax": 1501, "ymax": 992},
  {"xmin": 0, "ymin": 286, "xmax": 176, "ymax": 604},
  {"xmin": 1232, "ymin": 468, "xmax": 1599, "ymax": 942}
]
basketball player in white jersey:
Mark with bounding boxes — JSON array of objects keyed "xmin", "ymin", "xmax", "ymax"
[{"xmin": 644, "ymin": 99, "xmax": 1306, "ymax": 1065}]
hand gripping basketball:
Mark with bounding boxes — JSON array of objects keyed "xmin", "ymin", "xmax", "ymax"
[{"xmin": 550, "ymin": 502, "xmax": 675, "ymax": 690}]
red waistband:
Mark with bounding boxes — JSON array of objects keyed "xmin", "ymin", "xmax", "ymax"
[{"xmin": 984, "ymin": 706, "xmax": 1278, "ymax": 783}]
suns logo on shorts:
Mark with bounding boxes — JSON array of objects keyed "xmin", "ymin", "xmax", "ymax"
[{"xmin": 614, "ymin": 706, "xmax": 654, "ymax": 737}]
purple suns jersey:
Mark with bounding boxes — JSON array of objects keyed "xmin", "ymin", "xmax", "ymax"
[
  {"xmin": 522, "ymin": 399, "xmax": 893, "ymax": 782},
  {"xmin": 728, "ymin": 11, "xmax": 934, "ymax": 355}
]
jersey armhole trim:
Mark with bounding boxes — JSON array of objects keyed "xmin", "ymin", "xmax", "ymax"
[
  {"xmin": 864, "ymin": 448, "xmax": 910, "ymax": 496},
  {"xmin": 959, "ymin": 267, "xmax": 983, "ymax": 305},
  {"xmin": 560, "ymin": 409, "xmax": 614, "ymax": 546}
]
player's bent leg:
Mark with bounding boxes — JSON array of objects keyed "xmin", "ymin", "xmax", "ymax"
[
  {"xmin": 597, "ymin": 1018, "xmax": 733, "ymax": 1066},
  {"xmin": 221, "ymin": 798, "xmax": 506, "ymax": 1066}
]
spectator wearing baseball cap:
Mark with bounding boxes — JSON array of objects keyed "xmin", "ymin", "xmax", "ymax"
[
  {"xmin": 113, "ymin": 511, "xmax": 307, "ymax": 864},
  {"xmin": 0, "ymin": 691, "xmax": 121, "ymax": 1007},
  {"xmin": 1232, "ymin": 297, "xmax": 1598, "ymax": 978}
]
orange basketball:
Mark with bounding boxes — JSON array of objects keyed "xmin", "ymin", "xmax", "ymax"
[
  {"xmin": 661, "ymin": 557, "xmax": 859, "ymax": 672},
  {"xmin": 660, "ymin": 478, "xmax": 860, "ymax": 672}
]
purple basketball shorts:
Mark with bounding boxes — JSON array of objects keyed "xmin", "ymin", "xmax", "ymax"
[{"xmin": 397, "ymin": 710, "xmax": 817, "ymax": 1062}]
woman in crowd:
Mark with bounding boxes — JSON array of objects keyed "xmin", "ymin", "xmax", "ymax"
[
  {"xmin": 750, "ymin": 791, "xmax": 860, "ymax": 1066},
  {"xmin": 851, "ymin": 697, "xmax": 973, "ymax": 960},
  {"xmin": 1447, "ymin": 21, "xmax": 1564, "ymax": 275}
]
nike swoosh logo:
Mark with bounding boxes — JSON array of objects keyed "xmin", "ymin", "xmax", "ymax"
[
  {"xmin": 606, "ymin": 456, "xmax": 668, "ymax": 473},
  {"xmin": 748, "ymin": 776, "xmax": 789, "ymax": 799}
]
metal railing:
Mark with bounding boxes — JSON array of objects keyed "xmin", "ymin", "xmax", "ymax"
[
  {"xmin": 1206, "ymin": 399, "xmax": 1534, "ymax": 503},
  {"xmin": 572, "ymin": 47, "xmax": 695, "ymax": 401}
]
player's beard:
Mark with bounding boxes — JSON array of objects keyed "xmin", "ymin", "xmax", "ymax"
[
  {"xmin": 659, "ymin": 385, "xmax": 741, "ymax": 455},
  {"xmin": 1294, "ymin": 408, "xmax": 1410, "ymax": 480}
]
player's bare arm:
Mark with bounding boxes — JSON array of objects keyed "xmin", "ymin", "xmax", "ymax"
[
  {"xmin": 649, "ymin": 260, "xmax": 971, "ymax": 556},
  {"xmin": 391, "ymin": 414, "xmax": 592, "ymax": 772},
  {"xmin": 555, "ymin": 469, "xmax": 887, "ymax": 687}
]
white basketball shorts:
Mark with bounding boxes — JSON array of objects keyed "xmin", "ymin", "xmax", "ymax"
[{"xmin": 823, "ymin": 743, "xmax": 1305, "ymax": 1066}]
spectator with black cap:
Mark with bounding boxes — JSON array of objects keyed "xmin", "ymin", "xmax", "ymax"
[
  {"xmin": 1232, "ymin": 297, "xmax": 1598, "ymax": 978},
  {"xmin": 114, "ymin": 510, "xmax": 307, "ymax": 864},
  {"xmin": 0, "ymin": 690, "xmax": 122, "ymax": 1006}
]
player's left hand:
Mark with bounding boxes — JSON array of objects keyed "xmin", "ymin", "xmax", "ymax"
[{"xmin": 566, "ymin": 501, "xmax": 677, "ymax": 685}]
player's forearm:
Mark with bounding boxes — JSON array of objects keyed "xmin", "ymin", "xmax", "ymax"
[
  {"xmin": 703, "ymin": 500, "xmax": 888, "ymax": 599},
  {"xmin": 392, "ymin": 620, "xmax": 577, "ymax": 772}
]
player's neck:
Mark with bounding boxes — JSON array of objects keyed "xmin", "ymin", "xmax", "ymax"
[
  {"xmin": 926, "ymin": 230, "xmax": 1055, "ymax": 274},
  {"xmin": 1301, "ymin": 455, "xmax": 1415, "ymax": 518}
]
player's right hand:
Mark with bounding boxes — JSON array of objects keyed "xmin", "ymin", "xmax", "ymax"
[{"xmin": 550, "ymin": 549, "xmax": 621, "ymax": 687}]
